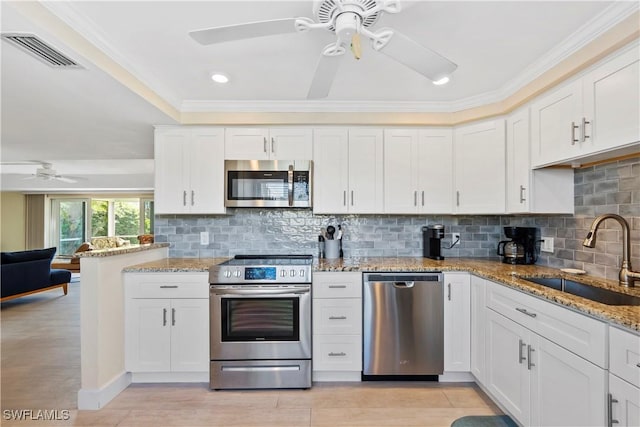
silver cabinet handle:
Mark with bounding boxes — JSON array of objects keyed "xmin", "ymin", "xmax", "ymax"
[
  {"xmin": 608, "ymin": 393, "xmax": 619, "ymax": 426},
  {"xmin": 456, "ymin": 191, "xmax": 460, "ymax": 207},
  {"xmin": 329, "ymin": 316, "xmax": 347, "ymax": 320},
  {"xmin": 328, "ymin": 352, "xmax": 346, "ymax": 357},
  {"xmin": 287, "ymin": 165, "xmax": 294, "ymax": 207},
  {"xmin": 271, "ymin": 137, "xmax": 275, "ymax": 153},
  {"xmin": 571, "ymin": 122, "xmax": 579, "ymax": 145},
  {"xmin": 636, "ymin": 363, "xmax": 640, "ymax": 368},
  {"xmin": 414, "ymin": 190, "xmax": 417, "ymax": 206},
  {"xmin": 527, "ymin": 345, "xmax": 535, "ymax": 370},
  {"xmin": 163, "ymin": 308, "xmax": 167, "ymax": 326},
  {"xmin": 263, "ymin": 137, "xmax": 267, "ymax": 153},
  {"xmin": 516, "ymin": 307, "xmax": 537, "ymax": 318},
  {"xmin": 447, "ymin": 283, "xmax": 451, "ymax": 301},
  {"xmin": 519, "ymin": 339, "xmax": 526, "ymax": 364},
  {"xmin": 343, "ymin": 190, "xmax": 347, "ymax": 206},
  {"xmin": 581, "ymin": 117, "xmax": 591, "ymax": 142},
  {"xmin": 351, "ymin": 190, "xmax": 354, "ymax": 206},
  {"xmin": 421, "ymin": 190, "xmax": 425, "ymax": 206},
  {"xmin": 183, "ymin": 190, "xmax": 187, "ymax": 206},
  {"xmin": 171, "ymin": 308, "xmax": 176, "ymax": 326},
  {"xmin": 328, "ymin": 285, "xmax": 346, "ymax": 289},
  {"xmin": 160, "ymin": 285, "xmax": 178, "ymax": 289},
  {"xmin": 191, "ymin": 190, "xmax": 195, "ymax": 206},
  {"xmin": 519, "ymin": 185, "xmax": 526, "ymax": 203}
]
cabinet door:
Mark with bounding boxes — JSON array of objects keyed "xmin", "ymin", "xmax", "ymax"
[
  {"xmin": 269, "ymin": 127, "xmax": 313, "ymax": 160},
  {"xmin": 443, "ymin": 273, "xmax": 471, "ymax": 372},
  {"xmin": 529, "ymin": 334, "xmax": 606, "ymax": 427},
  {"xmin": 609, "ymin": 374, "xmax": 640, "ymax": 427},
  {"xmin": 313, "ymin": 128, "xmax": 349, "ymax": 214},
  {"xmin": 530, "ymin": 81, "xmax": 582, "ymax": 167},
  {"xmin": 154, "ymin": 128, "xmax": 189, "ymax": 214},
  {"xmin": 383, "ymin": 129, "xmax": 419, "ymax": 213},
  {"xmin": 127, "ymin": 299, "xmax": 171, "ymax": 372},
  {"xmin": 583, "ymin": 46, "xmax": 640, "ymax": 155},
  {"xmin": 506, "ymin": 109, "xmax": 531, "ymax": 213},
  {"xmin": 418, "ymin": 129, "xmax": 453, "ymax": 213},
  {"xmin": 348, "ymin": 128, "xmax": 383, "ymax": 213},
  {"xmin": 189, "ymin": 129, "xmax": 225, "ymax": 214},
  {"xmin": 170, "ymin": 299, "xmax": 209, "ymax": 372},
  {"xmin": 470, "ymin": 276, "xmax": 486, "ymax": 384},
  {"xmin": 485, "ymin": 309, "xmax": 530, "ymax": 426},
  {"xmin": 224, "ymin": 128, "xmax": 270, "ymax": 160},
  {"xmin": 454, "ymin": 120, "xmax": 506, "ymax": 214}
]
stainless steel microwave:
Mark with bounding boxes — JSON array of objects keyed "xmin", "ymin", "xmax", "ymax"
[{"xmin": 224, "ymin": 160, "xmax": 312, "ymax": 208}]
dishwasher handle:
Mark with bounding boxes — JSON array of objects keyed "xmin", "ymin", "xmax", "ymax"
[{"xmin": 393, "ymin": 281, "xmax": 414, "ymax": 288}]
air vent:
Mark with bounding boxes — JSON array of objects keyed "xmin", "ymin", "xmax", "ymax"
[{"xmin": 1, "ymin": 33, "xmax": 81, "ymax": 68}]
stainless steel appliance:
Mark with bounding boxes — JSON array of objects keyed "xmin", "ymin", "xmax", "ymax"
[
  {"xmin": 363, "ymin": 272, "xmax": 444, "ymax": 379},
  {"xmin": 497, "ymin": 226, "xmax": 539, "ymax": 265},
  {"xmin": 225, "ymin": 160, "xmax": 312, "ymax": 208},
  {"xmin": 209, "ymin": 255, "xmax": 312, "ymax": 389},
  {"xmin": 422, "ymin": 224, "xmax": 445, "ymax": 260}
]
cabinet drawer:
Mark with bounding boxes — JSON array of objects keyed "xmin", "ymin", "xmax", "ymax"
[
  {"xmin": 313, "ymin": 335, "xmax": 362, "ymax": 371},
  {"xmin": 486, "ymin": 280, "xmax": 607, "ymax": 367},
  {"xmin": 126, "ymin": 274, "xmax": 209, "ymax": 299},
  {"xmin": 313, "ymin": 298, "xmax": 362, "ymax": 335},
  {"xmin": 313, "ymin": 272, "xmax": 362, "ymax": 298},
  {"xmin": 610, "ymin": 326, "xmax": 640, "ymax": 388}
]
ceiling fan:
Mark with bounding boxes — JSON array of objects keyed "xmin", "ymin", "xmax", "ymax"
[
  {"xmin": 189, "ymin": 0, "xmax": 458, "ymax": 99},
  {"xmin": 1, "ymin": 161, "xmax": 85, "ymax": 183}
]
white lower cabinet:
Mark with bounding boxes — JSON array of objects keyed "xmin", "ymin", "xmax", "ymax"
[
  {"xmin": 470, "ymin": 275, "xmax": 487, "ymax": 383},
  {"xmin": 124, "ymin": 273, "xmax": 209, "ymax": 381},
  {"xmin": 483, "ymin": 280, "xmax": 607, "ymax": 426},
  {"xmin": 312, "ymin": 272, "xmax": 362, "ymax": 381},
  {"xmin": 609, "ymin": 374, "xmax": 640, "ymax": 427},
  {"xmin": 443, "ymin": 273, "xmax": 470, "ymax": 372},
  {"xmin": 608, "ymin": 326, "xmax": 640, "ymax": 427}
]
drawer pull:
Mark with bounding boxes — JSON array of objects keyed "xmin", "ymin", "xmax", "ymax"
[
  {"xmin": 636, "ymin": 363, "xmax": 640, "ymax": 368},
  {"xmin": 328, "ymin": 285, "xmax": 347, "ymax": 289},
  {"xmin": 160, "ymin": 285, "xmax": 179, "ymax": 289},
  {"xmin": 328, "ymin": 352, "xmax": 346, "ymax": 357},
  {"xmin": 329, "ymin": 316, "xmax": 347, "ymax": 320},
  {"xmin": 516, "ymin": 307, "xmax": 537, "ymax": 318}
]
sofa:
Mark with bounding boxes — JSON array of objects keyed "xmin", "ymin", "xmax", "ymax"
[{"xmin": 1, "ymin": 247, "xmax": 72, "ymax": 302}]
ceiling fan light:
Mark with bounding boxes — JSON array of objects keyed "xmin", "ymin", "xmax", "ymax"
[
  {"xmin": 211, "ymin": 73, "xmax": 229, "ymax": 84},
  {"xmin": 432, "ymin": 76, "xmax": 450, "ymax": 86}
]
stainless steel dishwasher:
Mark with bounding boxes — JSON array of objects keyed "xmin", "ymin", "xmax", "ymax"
[{"xmin": 363, "ymin": 272, "xmax": 444, "ymax": 379}]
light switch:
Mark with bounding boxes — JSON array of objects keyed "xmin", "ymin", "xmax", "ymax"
[
  {"xmin": 200, "ymin": 231, "xmax": 209, "ymax": 245},
  {"xmin": 541, "ymin": 237, "xmax": 554, "ymax": 253}
]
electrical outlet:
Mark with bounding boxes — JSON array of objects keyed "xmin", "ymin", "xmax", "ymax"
[
  {"xmin": 452, "ymin": 233, "xmax": 461, "ymax": 243},
  {"xmin": 541, "ymin": 237, "xmax": 554, "ymax": 253},
  {"xmin": 200, "ymin": 231, "xmax": 209, "ymax": 245}
]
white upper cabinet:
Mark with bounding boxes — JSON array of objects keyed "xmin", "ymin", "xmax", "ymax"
[
  {"xmin": 531, "ymin": 42, "xmax": 640, "ymax": 168},
  {"xmin": 454, "ymin": 119, "xmax": 506, "ymax": 214},
  {"xmin": 313, "ymin": 128, "xmax": 383, "ymax": 214},
  {"xmin": 224, "ymin": 127, "xmax": 312, "ymax": 160},
  {"xmin": 154, "ymin": 127, "xmax": 225, "ymax": 214},
  {"xmin": 384, "ymin": 128, "xmax": 453, "ymax": 214},
  {"xmin": 506, "ymin": 109, "xmax": 574, "ymax": 214}
]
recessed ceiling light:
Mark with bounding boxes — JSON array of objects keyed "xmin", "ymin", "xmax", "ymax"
[
  {"xmin": 211, "ymin": 73, "xmax": 229, "ymax": 84},
  {"xmin": 432, "ymin": 76, "xmax": 450, "ymax": 86}
]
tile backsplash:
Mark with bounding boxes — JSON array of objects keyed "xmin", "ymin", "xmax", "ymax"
[{"xmin": 155, "ymin": 156, "xmax": 639, "ymax": 281}]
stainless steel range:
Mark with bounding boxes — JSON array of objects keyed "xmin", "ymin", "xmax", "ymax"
[{"xmin": 209, "ymin": 255, "xmax": 312, "ymax": 390}]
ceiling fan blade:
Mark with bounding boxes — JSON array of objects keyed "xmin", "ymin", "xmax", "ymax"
[
  {"xmin": 189, "ymin": 18, "xmax": 299, "ymax": 45},
  {"xmin": 307, "ymin": 53, "xmax": 343, "ymax": 100},
  {"xmin": 377, "ymin": 30, "xmax": 457, "ymax": 82}
]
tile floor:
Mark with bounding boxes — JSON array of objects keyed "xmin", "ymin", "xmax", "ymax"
[{"xmin": 1, "ymin": 280, "xmax": 502, "ymax": 426}]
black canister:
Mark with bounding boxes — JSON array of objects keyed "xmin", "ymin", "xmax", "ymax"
[{"xmin": 422, "ymin": 224, "xmax": 445, "ymax": 260}]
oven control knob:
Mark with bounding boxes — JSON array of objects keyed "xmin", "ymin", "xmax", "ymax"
[
  {"xmin": 299, "ymin": 269, "xmax": 305, "ymax": 277},
  {"xmin": 290, "ymin": 269, "xmax": 296, "ymax": 277},
  {"xmin": 280, "ymin": 270, "xmax": 286, "ymax": 277},
  {"xmin": 234, "ymin": 270, "xmax": 241, "ymax": 278}
]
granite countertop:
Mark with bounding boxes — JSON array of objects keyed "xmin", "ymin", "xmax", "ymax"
[
  {"xmin": 122, "ymin": 256, "xmax": 640, "ymax": 332},
  {"xmin": 78, "ymin": 243, "xmax": 169, "ymax": 257}
]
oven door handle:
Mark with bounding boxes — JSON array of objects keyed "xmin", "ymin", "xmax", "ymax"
[{"xmin": 211, "ymin": 288, "xmax": 310, "ymax": 296}]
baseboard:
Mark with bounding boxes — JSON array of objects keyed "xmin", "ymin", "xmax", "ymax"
[
  {"xmin": 131, "ymin": 371, "xmax": 208, "ymax": 383},
  {"xmin": 439, "ymin": 371, "xmax": 475, "ymax": 382},
  {"xmin": 77, "ymin": 371, "xmax": 131, "ymax": 410},
  {"xmin": 313, "ymin": 371, "xmax": 361, "ymax": 382}
]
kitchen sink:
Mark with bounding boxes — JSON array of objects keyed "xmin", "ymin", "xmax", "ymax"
[{"xmin": 521, "ymin": 277, "xmax": 640, "ymax": 306}]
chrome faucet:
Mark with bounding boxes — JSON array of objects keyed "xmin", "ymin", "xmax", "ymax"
[{"xmin": 583, "ymin": 214, "xmax": 640, "ymax": 287}]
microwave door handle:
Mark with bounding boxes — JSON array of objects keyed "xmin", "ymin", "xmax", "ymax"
[{"xmin": 288, "ymin": 165, "xmax": 294, "ymax": 207}]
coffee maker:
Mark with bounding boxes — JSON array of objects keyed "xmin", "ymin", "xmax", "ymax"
[
  {"xmin": 423, "ymin": 224, "xmax": 445, "ymax": 260},
  {"xmin": 497, "ymin": 226, "xmax": 539, "ymax": 264}
]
